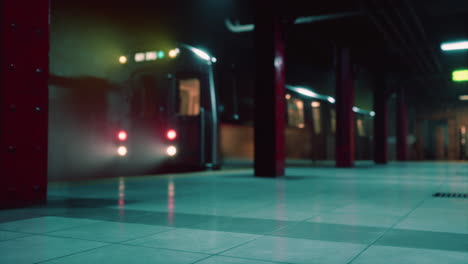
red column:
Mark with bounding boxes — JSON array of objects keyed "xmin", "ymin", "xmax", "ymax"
[
  {"xmin": 1, "ymin": 0, "xmax": 49, "ymax": 208},
  {"xmin": 335, "ymin": 47, "xmax": 355, "ymax": 167},
  {"xmin": 374, "ymin": 80, "xmax": 388, "ymax": 164},
  {"xmin": 396, "ymin": 89, "xmax": 408, "ymax": 161},
  {"xmin": 253, "ymin": 1, "xmax": 286, "ymax": 177}
]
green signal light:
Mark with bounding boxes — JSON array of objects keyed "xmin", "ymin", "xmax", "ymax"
[
  {"xmin": 158, "ymin": 51, "xmax": 165, "ymax": 59},
  {"xmin": 453, "ymin": 70, "xmax": 468, "ymax": 82}
]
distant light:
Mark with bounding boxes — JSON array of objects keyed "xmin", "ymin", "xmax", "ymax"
[
  {"xmin": 453, "ymin": 70, "xmax": 468, "ymax": 82},
  {"xmin": 298, "ymin": 124, "xmax": 305, "ymax": 128},
  {"xmin": 461, "ymin": 126, "xmax": 466, "ymax": 134},
  {"xmin": 117, "ymin": 130, "xmax": 128, "ymax": 141},
  {"xmin": 311, "ymin": 101, "xmax": 321, "ymax": 108},
  {"xmin": 191, "ymin": 47, "xmax": 211, "ymax": 61},
  {"xmin": 370, "ymin": 111, "xmax": 376, "ymax": 117},
  {"xmin": 327, "ymin": 97, "xmax": 335, "ymax": 103},
  {"xmin": 166, "ymin": 129, "xmax": 177, "ymax": 140},
  {"xmin": 294, "ymin": 87, "xmax": 318, "ymax": 98},
  {"xmin": 441, "ymin": 41, "xmax": 468, "ymax": 51},
  {"xmin": 146, "ymin": 51, "xmax": 157, "ymax": 61},
  {"xmin": 352, "ymin": 107, "xmax": 359, "ymax": 112},
  {"xmin": 285, "ymin": 94, "xmax": 291, "ymax": 100},
  {"xmin": 119, "ymin": 56, "xmax": 127, "ymax": 64},
  {"xmin": 211, "ymin": 57, "xmax": 217, "ymax": 63},
  {"xmin": 158, "ymin": 51, "xmax": 165, "ymax": 59},
  {"xmin": 459, "ymin": 95, "xmax": 468, "ymax": 100},
  {"xmin": 166, "ymin": 146, "xmax": 177, "ymax": 156},
  {"xmin": 117, "ymin": 146, "xmax": 128, "ymax": 156},
  {"xmin": 135, "ymin": 53, "xmax": 145, "ymax": 62},
  {"xmin": 169, "ymin": 48, "xmax": 180, "ymax": 58}
]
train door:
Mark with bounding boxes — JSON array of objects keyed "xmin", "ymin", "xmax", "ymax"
[{"xmin": 174, "ymin": 74, "xmax": 208, "ymax": 166}]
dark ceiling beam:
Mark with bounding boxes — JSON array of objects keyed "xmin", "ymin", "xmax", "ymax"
[
  {"xmin": 403, "ymin": 0, "xmax": 443, "ymax": 72},
  {"xmin": 386, "ymin": 0, "xmax": 438, "ymax": 73},
  {"xmin": 367, "ymin": 0, "xmax": 433, "ymax": 74},
  {"xmin": 360, "ymin": 0, "xmax": 427, "ymax": 75}
]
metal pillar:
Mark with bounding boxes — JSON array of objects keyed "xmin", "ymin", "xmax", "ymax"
[
  {"xmin": 253, "ymin": 1, "xmax": 286, "ymax": 177},
  {"xmin": 374, "ymin": 78, "xmax": 388, "ymax": 164},
  {"xmin": 1, "ymin": 0, "xmax": 49, "ymax": 208},
  {"xmin": 396, "ymin": 88, "xmax": 408, "ymax": 161},
  {"xmin": 335, "ymin": 47, "xmax": 355, "ymax": 167}
]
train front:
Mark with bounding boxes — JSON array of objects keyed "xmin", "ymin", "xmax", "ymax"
[{"xmin": 115, "ymin": 45, "xmax": 220, "ymax": 174}]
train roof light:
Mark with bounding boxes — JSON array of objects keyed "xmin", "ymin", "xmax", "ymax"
[
  {"xmin": 441, "ymin": 41, "xmax": 468, "ymax": 51},
  {"xmin": 190, "ymin": 47, "xmax": 211, "ymax": 61},
  {"xmin": 119, "ymin": 56, "xmax": 128, "ymax": 64},
  {"xmin": 453, "ymin": 70, "xmax": 468, "ymax": 82},
  {"xmin": 157, "ymin": 51, "xmax": 165, "ymax": 59},
  {"xmin": 135, "ymin": 53, "xmax": 145, "ymax": 62},
  {"xmin": 169, "ymin": 48, "xmax": 180, "ymax": 58},
  {"xmin": 294, "ymin": 87, "xmax": 319, "ymax": 98},
  {"xmin": 146, "ymin": 51, "xmax": 157, "ymax": 61}
]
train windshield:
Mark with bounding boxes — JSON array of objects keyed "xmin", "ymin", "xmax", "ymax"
[{"xmin": 131, "ymin": 73, "xmax": 168, "ymax": 119}]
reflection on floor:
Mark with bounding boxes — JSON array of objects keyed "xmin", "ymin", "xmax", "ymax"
[{"xmin": 1, "ymin": 162, "xmax": 468, "ymax": 264}]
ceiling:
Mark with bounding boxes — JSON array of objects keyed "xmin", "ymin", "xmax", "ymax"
[{"xmin": 282, "ymin": 0, "xmax": 468, "ymax": 104}]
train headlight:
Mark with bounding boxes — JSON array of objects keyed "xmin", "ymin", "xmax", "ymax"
[
  {"xmin": 117, "ymin": 130, "xmax": 128, "ymax": 141},
  {"xmin": 166, "ymin": 129, "xmax": 177, "ymax": 140},
  {"xmin": 166, "ymin": 146, "xmax": 177, "ymax": 156},
  {"xmin": 119, "ymin": 56, "xmax": 128, "ymax": 64},
  {"xmin": 117, "ymin": 146, "xmax": 128, "ymax": 156}
]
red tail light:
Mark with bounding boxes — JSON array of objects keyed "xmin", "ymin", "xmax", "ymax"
[
  {"xmin": 166, "ymin": 129, "xmax": 177, "ymax": 140},
  {"xmin": 117, "ymin": 130, "xmax": 128, "ymax": 141}
]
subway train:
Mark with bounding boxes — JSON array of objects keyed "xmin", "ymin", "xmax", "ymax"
[
  {"xmin": 48, "ymin": 44, "xmax": 220, "ymax": 180},
  {"xmin": 220, "ymin": 85, "xmax": 375, "ymax": 162},
  {"xmin": 48, "ymin": 44, "xmax": 374, "ymax": 180}
]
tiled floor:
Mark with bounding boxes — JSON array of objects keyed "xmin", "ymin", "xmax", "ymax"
[{"xmin": 0, "ymin": 162, "xmax": 467, "ymax": 263}]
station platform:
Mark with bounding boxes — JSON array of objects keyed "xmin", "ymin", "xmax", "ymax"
[{"xmin": 1, "ymin": 162, "xmax": 467, "ymax": 264}]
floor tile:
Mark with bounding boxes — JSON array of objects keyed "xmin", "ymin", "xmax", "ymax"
[
  {"xmin": 128, "ymin": 211, "xmax": 215, "ymax": 227},
  {"xmin": 331, "ymin": 203, "xmax": 415, "ymax": 217},
  {"xmin": 308, "ymin": 212, "xmax": 402, "ymax": 228},
  {"xmin": 0, "ymin": 230, "xmax": 30, "ymax": 241},
  {"xmin": 271, "ymin": 221, "xmax": 386, "ymax": 244},
  {"xmin": 0, "ymin": 216, "xmax": 101, "ymax": 234},
  {"xmin": 47, "ymin": 221, "xmax": 173, "ymax": 243},
  {"xmin": 221, "ymin": 235, "xmax": 366, "ymax": 264},
  {"xmin": 126, "ymin": 228, "xmax": 259, "ymax": 254},
  {"xmin": 192, "ymin": 216, "xmax": 294, "ymax": 235},
  {"xmin": 41, "ymin": 244, "xmax": 208, "ymax": 264},
  {"xmin": 375, "ymin": 228, "xmax": 468, "ymax": 252},
  {"xmin": 352, "ymin": 245, "xmax": 468, "ymax": 264},
  {"xmin": 0, "ymin": 235, "xmax": 108, "ymax": 264},
  {"xmin": 196, "ymin": 256, "xmax": 281, "ymax": 264}
]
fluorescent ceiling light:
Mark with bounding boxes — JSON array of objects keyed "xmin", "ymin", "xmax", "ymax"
[
  {"xmin": 441, "ymin": 41, "xmax": 468, "ymax": 51},
  {"xmin": 459, "ymin": 95, "xmax": 468, "ymax": 100}
]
